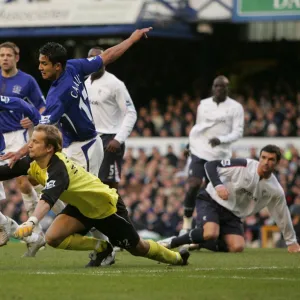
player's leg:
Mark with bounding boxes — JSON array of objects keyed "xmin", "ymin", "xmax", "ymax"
[
  {"xmin": 160, "ymin": 190, "xmax": 220, "ymax": 248},
  {"xmin": 0, "ymin": 184, "xmax": 19, "ymax": 246},
  {"xmin": 98, "ymin": 134, "xmax": 125, "ymax": 190},
  {"xmin": 181, "ymin": 155, "xmax": 208, "ymax": 234},
  {"xmin": 191, "ymin": 207, "xmax": 245, "ymax": 253},
  {"xmin": 45, "ymin": 205, "xmax": 109, "ymax": 256},
  {"xmin": 92, "ymin": 209, "xmax": 190, "ymax": 266},
  {"xmin": 219, "ymin": 209, "xmax": 245, "ymax": 252}
]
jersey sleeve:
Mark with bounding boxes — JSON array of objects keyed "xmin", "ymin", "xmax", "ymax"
[
  {"xmin": 0, "ymin": 96, "xmax": 40, "ymax": 125},
  {"xmin": 205, "ymin": 158, "xmax": 248, "ymax": 187},
  {"xmin": 67, "ymin": 56, "xmax": 103, "ymax": 78},
  {"xmin": 114, "ymin": 82, "xmax": 137, "ymax": 144},
  {"xmin": 40, "ymin": 157, "xmax": 69, "ymax": 208},
  {"xmin": 0, "ymin": 156, "xmax": 31, "ymax": 181},
  {"xmin": 40, "ymin": 96, "xmax": 65, "ymax": 125},
  {"xmin": 267, "ymin": 193, "xmax": 298, "ymax": 246},
  {"xmin": 27, "ymin": 76, "xmax": 46, "ymax": 111}
]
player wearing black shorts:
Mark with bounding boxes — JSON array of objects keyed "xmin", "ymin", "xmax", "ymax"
[
  {"xmin": 85, "ymin": 47, "xmax": 137, "ymax": 191},
  {"xmin": 0, "ymin": 125, "xmax": 190, "ymax": 266},
  {"xmin": 161, "ymin": 145, "xmax": 300, "ymax": 254},
  {"xmin": 181, "ymin": 76, "xmax": 244, "ymax": 234}
]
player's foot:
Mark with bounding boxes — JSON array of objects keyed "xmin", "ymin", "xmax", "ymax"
[
  {"xmin": 23, "ymin": 232, "xmax": 46, "ymax": 257},
  {"xmin": 178, "ymin": 228, "xmax": 191, "ymax": 236},
  {"xmin": 0, "ymin": 216, "xmax": 15, "ymax": 247},
  {"xmin": 101, "ymin": 249, "xmax": 116, "ymax": 266},
  {"xmin": 157, "ymin": 236, "xmax": 176, "ymax": 249},
  {"xmin": 179, "ymin": 243, "xmax": 201, "ymax": 252},
  {"xmin": 179, "ymin": 248, "xmax": 190, "ymax": 266},
  {"xmin": 86, "ymin": 242, "xmax": 115, "ymax": 267}
]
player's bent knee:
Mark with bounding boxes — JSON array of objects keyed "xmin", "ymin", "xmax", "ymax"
[
  {"xmin": 203, "ymin": 232, "xmax": 219, "ymax": 240},
  {"xmin": 45, "ymin": 233, "xmax": 63, "ymax": 248},
  {"xmin": 203, "ymin": 223, "xmax": 219, "ymax": 240},
  {"xmin": 228, "ymin": 244, "xmax": 245, "ymax": 253},
  {"xmin": 188, "ymin": 177, "xmax": 202, "ymax": 189}
]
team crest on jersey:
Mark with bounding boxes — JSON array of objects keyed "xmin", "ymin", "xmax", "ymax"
[{"xmin": 12, "ymin": 85, "xmax": 22, "ymax": 94}]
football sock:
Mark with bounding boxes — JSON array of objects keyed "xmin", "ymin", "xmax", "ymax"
[
  {"xmin": 21, "ymin": 187, "xmax": 38, "ymax": 216},
  {"xmin": 57, "ymin": 234, "xmax": 108, "ymax": 252},
  {"xmin": 145, "ymin": 240, "xmax": 183, "ymax": 265},
  {"xmin": 183, "ymin": 185, "xmax": 199, "ymax": 218},
  {"xmin": 51, "ymin": 200, "xmax": 65, "ymax": 215},
  {"xmin": 182, "ymin": 217, "xmax": 193, "ymax": 230},
  {"xmin": 199, "ymin": 239, "xmax": 229, "ymax": 252},
  {"xmin": 171, "ymin": 227, "xmax": 204, "ymax": 248},
  {"xmin": 0, "ymin": 212, "xmax": 7, "ymax": 224}
]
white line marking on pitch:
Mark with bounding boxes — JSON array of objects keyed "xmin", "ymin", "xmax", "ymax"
[{"xmin": 28, "ymin": 272, "xmax": 300, "ymax": 281}]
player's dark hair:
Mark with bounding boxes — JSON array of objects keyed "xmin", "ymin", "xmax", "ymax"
[
  {"xmin": 0, "ymin": 41, "xmax": 20, "ymax": 56},
  {"xmin": 88, "ymin": 47, "xmax": 105, "ymax": 83},
  {"xmin": 34, "ymin": 124, "xmax": 63, "ymax": 153},
  {"xmin": 39, "ymin": 42, "xmax": 67, "ymax": 69},
  {"xmin": 260, "ymin": 145, "xmax": 281, "ymax": 162}
]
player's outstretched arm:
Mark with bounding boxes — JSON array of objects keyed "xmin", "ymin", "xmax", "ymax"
[
  {"xmin": 100, "ymin": 27, "xmax": 152, "ymax": 66},
  {"xmin": 14, "ymin": 200, "xmax": 50, "ymax": 239},
  {"xmin": 0, "ymin": 143, "xmax": 29, "ymax": 168}
]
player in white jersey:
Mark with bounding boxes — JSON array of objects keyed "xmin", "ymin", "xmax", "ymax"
[
  {"xmin": 85, "ymin": 47, "xmax": 137, "ymax": 265},
  {"xmin": 161, "ymin": 145, "xmax": 300, "ymax": 253},
  {"xmin": 181, "ymin": 76, "xmax": 244, "ymax": 234},
  {"xmin": 85, "ymin": 47, "xmax": 137, "ymax": 189}
]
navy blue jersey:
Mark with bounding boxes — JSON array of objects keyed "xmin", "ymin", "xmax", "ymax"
[
  {"xmin": 0, "ymin": 70, "xmax": 45, "ymax": 133},
  {"xmin": 0, "ymin": 95, "xmax": 40, "ymax": 133},
  {"xmin": 40, "ymin": 56, "xmax": 103, "ymax": 147}
]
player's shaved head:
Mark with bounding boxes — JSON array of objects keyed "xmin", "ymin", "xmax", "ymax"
[
  {"xmin": 88, "ymin": 46, "xmax": 105, "ymax": 83},
  {"xmin": 88, "ymin": 47, "xmax": 104, "ymax": 58},
  {"xmin": 212, "ymin": 75, "xmax": 229, "ymax": 103},
  {"xmin": 214, "ymin": 75, "xmax": 229, "ymax": 85}
]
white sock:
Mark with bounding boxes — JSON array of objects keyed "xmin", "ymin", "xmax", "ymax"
[
  {"xmin": 21, "ymin": 187, "xmax": 39, "ymax": 216},
  {"xmin": 90, "ymin": 228, "xmax": 109, "ymax": 241},
  {"xmin": 0, "ymin": 214, "xmax": 19, "ymax": 236},
  {"xmin": 51, "ymin": 200, "xmax": 65, "ymax": 215},
  {"xmin": 0, "ymin": 212, "xmax": 7, "ymax": 224},
  {"xmin": 183, "ymin": 216, "xmax": 193, "ymax": 230},
  {"xmin": 33, "ymin": 184, "xmax": 44, "ymax": 195},
  {"xmin": 0, "ymin": 182, "xmax": 6, "ymax": 200},
  {"xmin": 7, "ymin": 217, "xmax": 18, "ymax": 234}
]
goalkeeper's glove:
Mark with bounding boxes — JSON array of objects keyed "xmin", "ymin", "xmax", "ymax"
[{"xmin": 14, "ymin": 216, "xmax": 38, "ymax": 239}]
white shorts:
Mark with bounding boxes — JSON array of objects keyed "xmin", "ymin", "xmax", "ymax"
[
  {"xmin": 63, "ymin": 135, "xmax": 103, "ymax": 176},
  {"xmin": 0, "ymin": 182, "xmax": 5, "ymax": 201},
  {"xmin": 3, "ymin": 129, "xmax": 29, "ymax": 153}
]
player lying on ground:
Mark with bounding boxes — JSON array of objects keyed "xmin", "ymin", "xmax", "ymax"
[
  {"xmin": 159, "ymin": 145, "xmax": 300, "ymax": 253},
  {"xmin": 0, "ymin": 124, "xmax": 189, "ymax": 267}
]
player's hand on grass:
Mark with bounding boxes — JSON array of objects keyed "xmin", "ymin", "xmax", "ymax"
[
  {"xmin": 20, "ymin": 117, "xmax": 34, "ymax": 129},
  {"xmin": 287, "ymin": 243, "xmax": 300, "ymax": 253},
  {"xmin": 215, "ymin": 185, "xmax": 229, "ymax": 200},
  {"xmin": 209, "ymin": 137, "xmax": 221, "ymax": 148},
  {"xmin": 0, "ymin": 151, "xmax": 21, "ymax": 168},
  {"xmin": 106, "ymin": 139, "xmax": 121, "ymax": 153},
  {"xmin": 14, "ymin": 217, "xmax": 38, "ymax": 239},
  {"xmin": 129, "ymin": 27, "xmax": 153, "ymax": 43}
]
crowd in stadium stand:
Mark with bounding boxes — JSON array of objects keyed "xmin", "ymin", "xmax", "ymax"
[
  {"xmin": 130, "ymin": 91, "xmax": 300, "ymax": 138},
  {"xmin": 1, "ymin": 89, "xmax": 300, "ymax": 247}
]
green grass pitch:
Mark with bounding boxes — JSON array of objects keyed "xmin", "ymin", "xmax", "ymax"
[{"xmin": 0, "ymin": 244, "xmax": 300, "ymax": 300}]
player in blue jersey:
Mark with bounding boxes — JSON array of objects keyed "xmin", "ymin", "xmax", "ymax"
[
  {"xmin": 0, "ymin": 95, "xmax": 44, "ymax": 248},
  {"xmin": 2, "ymin": 27, "xmax": 152, "ymax": 265},
  {"xmin": 0, "ymin": 42, "xmax": 47, "ymax": 256}
]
